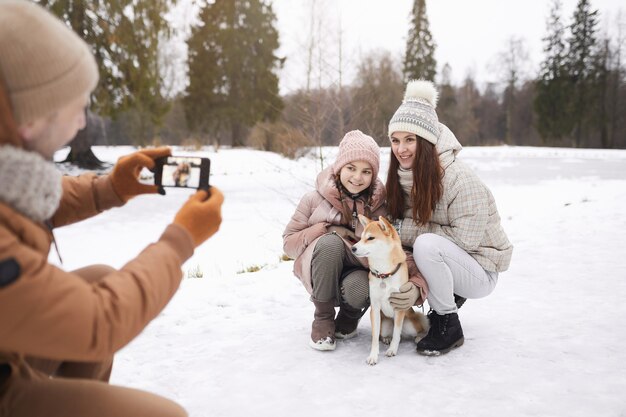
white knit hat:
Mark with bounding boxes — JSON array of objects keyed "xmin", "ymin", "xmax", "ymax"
[
  {"xmin": 388, "ymin": 80, "xmax": 441, "ymax": 145},
  {"xmin": 332, "ymin": 130, "xmax": 381, "ymax": 180},
  {"xmin": 0, "ymin": 0, "xmax": 99, "ymax": 126}
]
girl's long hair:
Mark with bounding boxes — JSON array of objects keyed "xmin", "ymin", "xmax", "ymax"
[
  {"xmin": 0, "ymin": 77, "xmax": 21, "ymax": 147},
  {"xmin": 386, "ymin": 138, "xmax": 443, "ymax": 225}
]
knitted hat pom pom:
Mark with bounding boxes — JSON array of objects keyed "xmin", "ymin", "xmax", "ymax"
[
  {"xmin": 388, "ymin": 79, "xmax": 441, "ymax": 144},
  {"xmin": 404, "ymin": 79, "xmax": 439, "ymax": 108}
]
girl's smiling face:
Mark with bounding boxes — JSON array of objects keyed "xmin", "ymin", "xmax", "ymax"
[{"xmin": 339, "ymin": 160, "xmax": 373, "ymax": 194}]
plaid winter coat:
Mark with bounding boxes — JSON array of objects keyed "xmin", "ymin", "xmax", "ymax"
[{"xmin": 397, "ymin": 124, "xmax": 513, "ymax": 272}]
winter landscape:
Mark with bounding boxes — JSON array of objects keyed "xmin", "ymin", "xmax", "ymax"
[{"xmin": 52, "ymin": 145, "xmax": 626, "ymax": 417}]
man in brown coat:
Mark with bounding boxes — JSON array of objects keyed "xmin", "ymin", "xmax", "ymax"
[{"xmin": 0, "ymin": 1, "xmax": 224, "ymax": 416}]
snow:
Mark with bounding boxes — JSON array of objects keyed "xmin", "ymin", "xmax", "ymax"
[{"xmin": 52, "ymin": 145, "xmax": 626, "ymax": 417}]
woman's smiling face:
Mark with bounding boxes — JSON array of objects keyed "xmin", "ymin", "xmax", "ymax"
[{"xmin": 390, "ymin": 131, "xmax": 418, "ymax": 169}]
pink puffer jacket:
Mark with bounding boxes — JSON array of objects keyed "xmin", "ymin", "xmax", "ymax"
[{"xmin": 282, "ymin": 166, "xmax": 428, "ymax": 304}]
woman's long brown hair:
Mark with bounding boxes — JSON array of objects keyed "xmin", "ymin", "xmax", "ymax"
[
  {"xmin": 0, "ymin": 76, "xmax": 21, "ymax": 148},
  {"xmin": 386, "ymin": 138, "xmax": 443, "ymax": 225}
]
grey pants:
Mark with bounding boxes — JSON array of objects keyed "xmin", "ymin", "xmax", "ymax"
[
  {"xmin": 412, "ymin": 233, "xmax": 498, "ymax": 314},
  {"xmin": 311, "ymin": 233, "xmax": 369, "ymax": 309}
]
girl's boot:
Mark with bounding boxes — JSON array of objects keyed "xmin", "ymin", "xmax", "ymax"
[
  {"xmin": 335, "ymin": 304, "xmax": 366, "ymax": 340},
  {"xmin": 310, "ymin": 300, "xmax": 336, "ymax": 351}
]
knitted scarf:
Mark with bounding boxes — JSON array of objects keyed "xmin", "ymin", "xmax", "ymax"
[
  {"xmin": 397, "ymin": 167, "xmax": 414, "ymax": 213},
  {"xmin": 0, "ymin": 145, "xmax": 62, "ymax": 222}
]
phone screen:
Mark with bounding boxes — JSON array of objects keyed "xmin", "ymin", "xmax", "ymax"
[{"xmin": 154, "ymin": 156, "xmax": 210, "ymax": 190}]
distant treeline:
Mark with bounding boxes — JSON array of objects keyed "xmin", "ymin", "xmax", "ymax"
[{"xmin": 39, "ymin": 0, "xmax": 625, "ymax": 157}]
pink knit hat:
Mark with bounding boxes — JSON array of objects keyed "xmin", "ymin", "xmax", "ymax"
[{"xmin": 332, "ymin": 130, "xmax": 380, "ymax": 180}]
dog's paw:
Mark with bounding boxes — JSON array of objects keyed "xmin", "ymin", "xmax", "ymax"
[
  {"xmin": 385, "ymin": 347, "xmax": 398, "ymax": 357},
  {"xmin": 380, "ymin": 336, "xmax": 391, "ymax": 345},
  {"xmin": 366, "ymin": 355, "xmax": 378, "ymax": 365}
]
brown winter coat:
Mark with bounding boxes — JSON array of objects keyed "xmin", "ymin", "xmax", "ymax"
[
  {"xmin": 282, "ymin": 167, "xmax": 428, "ymax": 304},
  {"xmin": 0, "ymin": 169, "xmax": 194, "ymax": 373}
]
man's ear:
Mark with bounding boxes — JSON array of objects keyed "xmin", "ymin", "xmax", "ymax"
[
  {"xmin": 17, "ymin": 118, "xmax": 46, "ymax": 143},
  {"xmin": 17, "ymin": 123, "xmax": 34, "ymax": 142}
]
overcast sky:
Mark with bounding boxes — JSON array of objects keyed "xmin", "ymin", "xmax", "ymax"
[
  {"xmin": 165, "ymin": 0, "xmax": 624, "ymax": 96},
  {"xmin": 271, "ymin": 0, "xmax": 625, "ymax": 93}
]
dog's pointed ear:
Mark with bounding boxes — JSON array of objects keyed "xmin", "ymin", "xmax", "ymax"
[
  {"xmin": 358, "ymin": 214, "xmax": 371, "ymax": 227},
  {"xmin": 378, "ymin": 216, "xmax": 394, "ymax": 236}
]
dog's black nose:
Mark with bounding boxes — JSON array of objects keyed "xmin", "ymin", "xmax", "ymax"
[{"xmin": 351, "ymin": 246, "xmax": 357, "ymax": 253}]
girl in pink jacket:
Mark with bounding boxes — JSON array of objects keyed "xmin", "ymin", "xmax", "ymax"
[
  {"xmin": 283, "ymin": 130, "xmax": 405, "ymax": 351},
  {"xmin": 283, "ymin": 130, "xmax": 385, "ymax": 350}
]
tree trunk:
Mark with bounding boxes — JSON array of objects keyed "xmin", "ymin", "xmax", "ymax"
[
  {"xmin": 231, "ymin": 123, "xmax": 244, "ymax": 147},
  {"xmin": 60, "ymin": 110, "xmax": 108, "ymax": 169}
]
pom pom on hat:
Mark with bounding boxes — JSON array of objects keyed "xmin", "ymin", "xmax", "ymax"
[
  {"xmin": 404, "ymin": 79, "xmax": 439, "ymax": 107},
  {"xmin": 388, "ymin": 79, "xmax": 441, "ymax": 145},
  {"xmin": 332, "ymin": 130, "xmax": 381, "ymax": 180}
]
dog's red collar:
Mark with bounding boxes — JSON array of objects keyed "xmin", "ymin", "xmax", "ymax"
[{"xmin": 370, "ymin": 263, "xmax": 402, "ymax": 279}]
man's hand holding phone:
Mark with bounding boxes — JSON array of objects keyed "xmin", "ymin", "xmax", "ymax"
[
  {"xmin": 174, "ymin": 188, "xmax": 224, "ymax": 247},
  {"xmin": 110, "ymin": 147, "xmax": 172, "ymax": 202},
  {"xmin": 110, "ymin": 148, "xmax": 222, "ymax": 246}
]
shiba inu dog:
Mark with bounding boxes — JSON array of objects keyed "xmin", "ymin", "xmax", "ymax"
[{"xmin": 352, "ymin": 215, "xmax": 428, "ymax": 365}]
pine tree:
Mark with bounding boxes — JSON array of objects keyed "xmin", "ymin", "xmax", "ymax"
[
  {"xmin": 36, "ymin": 0, "xmax": 176, "ymax": 165},
  {"xmin": 535, "ymin": 0, "xmax": 572, "ymax": 144},
  {"xmin": 403, "ymin": 0, "xmax": 437, "ymax": 82},
  {"xmin": 38, "ymin": 0, "xmax": 171, "ymax": 124},
  {"xmin": 565, "ymin": 0, "xmax": 599, "ymax": 147},
  {"xmin": 437, "ymin": 63, "xmax": 459, "ymax": 131},
  {"xmin": 185, "ymin": 0, "xmax": 283, "ymax": 146}
]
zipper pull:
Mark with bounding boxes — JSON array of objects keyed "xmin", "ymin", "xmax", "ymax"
[{"xmin": 351, "ymin": 198, "xmax": 358, "ymax": 231}]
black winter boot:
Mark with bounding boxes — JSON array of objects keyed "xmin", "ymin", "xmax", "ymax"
[
  {"xmin": 310, "ymin": 300, "xmax": 336, "ymax": 351},
  {"xmin": 415, "ymin": 311, "xmax": 464, "ymax": 356},
  {"xmin": 335, "ymin": 304, "xmax": 367, "ymax": 340}
]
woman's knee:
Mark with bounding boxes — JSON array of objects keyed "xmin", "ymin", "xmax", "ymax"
[{"xmin": 412, "ymin": 233, "xmax": 442, "ymax": 264}]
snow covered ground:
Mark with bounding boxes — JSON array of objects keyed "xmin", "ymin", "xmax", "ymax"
[{"xmin": 52, "ymin": 145, "xmax": 626, "ymax": 417}]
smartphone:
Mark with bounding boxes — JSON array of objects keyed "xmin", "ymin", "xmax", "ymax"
[{"xmin": 154, "ymin": 156, "xmax": 210, "ymax": 191}]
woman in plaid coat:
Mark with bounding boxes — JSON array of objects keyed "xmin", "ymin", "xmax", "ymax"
[{"xmin": 385, "ymin": 80, "xmax": 513, "ymax": 356}]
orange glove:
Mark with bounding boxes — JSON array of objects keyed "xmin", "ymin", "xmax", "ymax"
[
  {"xmin": 174, "ymin": 187, "xmax": 224, "ymax": 247},
  {"xmin": 110, "ymin": 147, "xmax": 171, "ymax": 202}
]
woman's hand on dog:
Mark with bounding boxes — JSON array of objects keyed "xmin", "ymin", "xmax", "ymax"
[{"xmin": 389, "ymin": 282, "xmax": 420, "ymax": 310}]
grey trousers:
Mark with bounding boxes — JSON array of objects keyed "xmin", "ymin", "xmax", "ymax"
[
  {"xmin": 311, "ymin": 233, "xmax": 369, "ymax": 309},
  {"xmin": 412, "ymin": 233, "xmax": 498, "ymax": 314}
]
